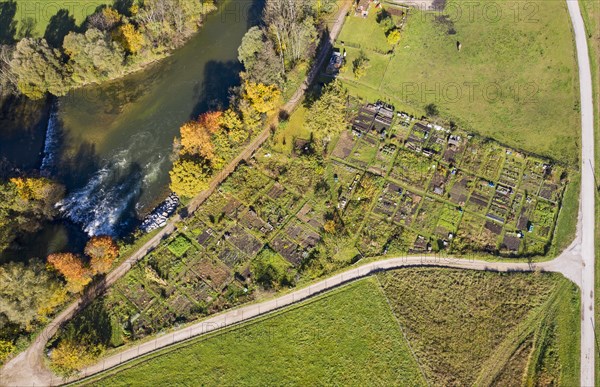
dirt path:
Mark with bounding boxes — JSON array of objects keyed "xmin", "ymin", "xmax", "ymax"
[{"xmin": 0, "ymin": 3, "xmax": 352, "ymax": 386}]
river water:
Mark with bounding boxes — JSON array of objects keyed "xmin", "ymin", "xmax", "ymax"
[{"xmin": 1, "ymin": 0, "xmax": 261, "ymax": 260}]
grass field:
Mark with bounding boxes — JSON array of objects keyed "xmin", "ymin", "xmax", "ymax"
[
  {"xmin": 378, "ymin": 268, "xmax": 580, "ymax": 386},
  {"xmin": 337, "ymin": 10, "xmax": 392, "ymax": 53},
  {"xmin": 81, "ymin": 269, "xmax": 578, "ymax": 386},
  {"xmin": 336, "ymin": 0, "xmax": 580, "ymax": 164},
  {"xmin": 8, "ymin": 0, "xmax": 110, "ymax": 38},
  {"xmin": 80, "ymin": 279, "xmax": 426, "ymax": 386}
]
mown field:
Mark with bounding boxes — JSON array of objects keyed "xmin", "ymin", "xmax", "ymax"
[
  {"xmin": 336, "ymin": 0, "xmax": 580, "ymax": 164},
  {"xmin": 7, "ymin": 0, "xmax": 110, "ymax": 38},
  {"xmin": 81, "ymin": 269, "xmax": 578, "ymax": 386}
]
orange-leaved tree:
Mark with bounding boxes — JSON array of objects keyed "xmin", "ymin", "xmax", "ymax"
[
  {"xmin": 47, "ymin": 253, "xmax": 92, "ymax": 293},
  {"xmin": 198, "ymin": 111, "xmax": 222, "ymax": 133},
  {"xmin": 85, "ymin": 236, "xmax": 119, "ymax": 275},
  {"xmin": 178, "ymin": 111, "xmax": 226, "ymax": 160}
]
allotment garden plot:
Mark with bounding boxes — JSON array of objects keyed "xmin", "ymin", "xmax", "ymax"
[
  {"xmin": 95, "ymin": 100, "xmax": 568, "ymax": 345},
  {"xmin": 331, "ymin": 102, "xmax": 568, "ymax": 257}
]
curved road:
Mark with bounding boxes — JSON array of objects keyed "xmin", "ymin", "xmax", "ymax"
[
  {"xmin": 70, "ymin": 250, "xmax": 582, "ymax": 384},
  {"xmin": 0, "ymin": 0, "xmax": 595, "ymax": 385}
]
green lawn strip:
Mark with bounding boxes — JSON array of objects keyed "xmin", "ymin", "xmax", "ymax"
[
  {"xmin": 337, "ymin": 10, "xmax": 392, "ymax": 53},
  {"xmin": 76, "ymin": 278, "xmax": 424, "ymax": 386},
  {"xmin": 13, "ymin": 0, "xmax": 111, "ymax": 36},
  {"xmin": 549, "ymin": 172, "xmax": 580, "ymax": 255}
]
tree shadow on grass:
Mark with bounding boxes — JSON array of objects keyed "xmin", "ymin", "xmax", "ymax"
[
  {"xmin": 0, "ymin": 0, "xmax": 17, "ymax": 44},
  {"xmin": 44, "ymin": 9, "xmax": 78, "ymax": 48}
]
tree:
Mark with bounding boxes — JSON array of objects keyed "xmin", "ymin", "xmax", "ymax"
[
  {"xmin": 197, "ymin": 111, "xmax": 222, "ymax": 133},
  {"xmin": 179, "ymin": 121, "xmax": 214, "ymax": 160},
  {"xmin": 377, "ymin": 9, "xmax": 394, "ymax": 32},
  {"xmin": 179, "ymin": 111, "xmax": 224, "ymax": 159},
  {"xmin": 238, "ymin": 26, "xmax": 265, "ymax": 70},
  {"xmin": 263, "ymin": 0, "xmax": 317, "ymax": 68},
  {"xmin": 352, "ymin": 50, "xmax": 371, "ymax": 79},
  {"xmin": 220, "ymin": 108, "xmax": 247, "ymax": 144},
  {"xmin": 63, "ymin": 28, "xmax": 125, "ymax": 85},
  {"xmin": 87, "ymin": 7, "xmax": 121, "ymax": 31},
  {"xmin": 135, "ymin": 0, "xmax": 216, "ymax": 50},
  {"xmin": 0, "ymin": 259, "xmax": 66, "ymax": 330},
  {"xmin": 85, "ymin": 236, "xmax": 119, "ymax": 275},
  {"xmin": 50, "ymin": 339, "xmax": 103, "ymax": 376},
  {"xmin": 10, "ymin": 38, "xmax": 69, "ymax": 98},
  {"xmin": 169, "ymin": 158, "xmax": 211, "ymax": 198},
  {"xmin": 0, "ymin": 44, "xmax": 16, "ymax": 96},
  {"xmin": 425, "ymin": 103, "xmax": 439, "ymax": 117},
  {"xmin": 323, "ymin": 220, "xmax": 336, "ymax": 234},
  {"xmin": 0, "ymin": 340, "xmax": 15, "ymax": 363},
  {"xmin": 251, "ymin": 248, "xmax": 294, "ymax": 289},
  {"xmin": 305, "ymin": 80, "xmax": 348, "ymax": 153},
  {"xmin": 387, "ymin": 28, "xmax": 401, "ymax": 45},
  {"xmin": 238, "ymin": 27, "xmax": 283, "ymax": 86},
  {"xmin": 47, "ymin": 253, "xmax": 92, "ymax": 293},
  {"xmin": 242, "ymin": 81, "xmax": 280, "ymax": 114},
  {"xmin": 114, "ymin": 23, "xmax": 145, "ymax": 54},
  {"xmin": 0, "ymin": 178, "xmax": 64, "ymax": 253}
]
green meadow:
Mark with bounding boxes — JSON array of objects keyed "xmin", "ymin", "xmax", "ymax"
[{"xmin": 336, "ymin": 0, "xmax": 579, "ymax": 164}]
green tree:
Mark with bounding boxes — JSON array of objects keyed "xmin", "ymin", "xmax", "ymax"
[
  {"xmin": 305, "ymin": 80, "xmax": 348, "ymax": 153},
  {"xmin": 0, "ymin": 178, "xmax": 64, "ymax": 253},
  {"xmin": 0, "ymin": 259, "xmax": 66, "ymax": 330},
  {"xmin": 238, "ymin": 26, "xmax": 265, "ymax": 70},
  {"xmin": 251, "ymin": 248, "xmax": 294, "ymax": 289},
  {"xmin": 352, "ymin": 50, "xmax": 370, "ymax": 79},
  {"xmin": 387, "ymin": 28, "xmax": 401, "ymax": 45},
  {"xmin": 169, "ymin": 158, "xmax": 211, "ymax": 198},
  {"xmin": 63, "ymin": 28, "xmax": 125, "ymax": 85},
  {"xmin": 238, "ymin": 27, "xmax": 283, "ymax": 86},
  {"xmin": 9, "ymin": 38, "xmax": 69, "ymax": 98},
  {"xmin": 425, "ymin": 103, "xmax": 439, "ymax": 117}
]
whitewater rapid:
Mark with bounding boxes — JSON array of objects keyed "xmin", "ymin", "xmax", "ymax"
[
  {"xmin": 54, "ymin": 131, "xmax": 168, "ymax": 237},
  {"xmin": 40, "ymin": 104, "xmax": 60, "ymax": 176}
]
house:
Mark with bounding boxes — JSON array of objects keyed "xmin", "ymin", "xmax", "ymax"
[{"xmin": 356, "ymin": 0, "xmax": 371, "ymax": 17}]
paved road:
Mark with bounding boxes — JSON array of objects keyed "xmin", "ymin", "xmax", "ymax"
[
  {"xmin": 67, "ymin": 251, "xmax": 581, "ymax": 384},
  {"xmin": 1, "ymin": 0, "xmax": 595, "ymax": 385},
  {"xmin": 565, "ymin": 0, "xmax": 596, "ymax": 385}
]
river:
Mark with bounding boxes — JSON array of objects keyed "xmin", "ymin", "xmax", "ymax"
[{"xmin": 0, "ymin": 0, "xmax": 261, "ymax": 261}]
